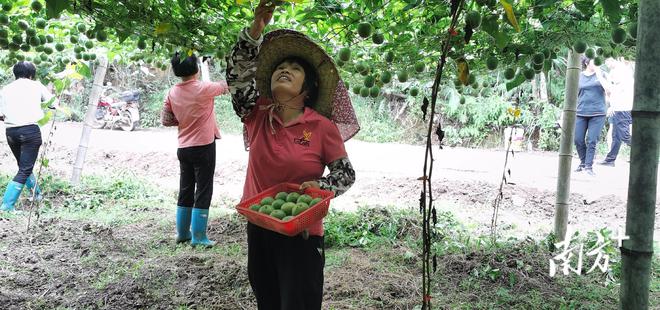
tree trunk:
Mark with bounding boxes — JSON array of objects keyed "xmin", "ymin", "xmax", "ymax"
[
  {"xmin": 553, "ymin": 50, "xmax": 581, "ymax": 241},
  {"xmin": 545, "ymin": 71, "xmax": 552, "ymax": 103},
  {"xmin": 619, "ymin": 0, "xmax": 659, "ymax": 308},
  {"xmin": 539, "ymin": 72, "xmax": 548, "ymax": 102},
  {"xmin": 71, "ymin": 57, "xmax": 109, "ymax": 185}
]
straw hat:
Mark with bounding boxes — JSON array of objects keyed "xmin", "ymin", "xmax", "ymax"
[{"xmin": 255, "ymin": 29, "xmax": 339, "ymax": 119}]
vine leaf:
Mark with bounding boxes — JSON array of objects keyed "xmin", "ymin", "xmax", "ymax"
[
  {"xmin": 38, "ymin": 111, "xmax": 53, "ymax": 126},
  {"xmin": 45, "ymin": 0, "xmax": 71, "ymax": 19},
  {"xmin": 481, "ymin": 14, "xmax": 499, "ymax": 39},
  {"xmin": 499, "ymin": 0, "xmax": 520, "ymax": 32},
  {"xmin": 457, "ymin": 58, "xmax": 469, "ymax": 85},
  {"xmin": 421, "ymin": 97, "xmax": 429, "ymax": 121},
  {"xmin": 600, "ymin": 0, "xmax": 622, "ymax": 25},
  {"xmin": 154, "ymin": 23, "xmax": 174, "ymax": 37},
  {"xmin": 574, "ymin": 0, "xmax": 596, "ymax": 19},
  {"xmin": 435, "ymin": 125, "xmax": 445, "ymax": 149},
  {"xmin": 494, "ymin": 31, "xmax": 510, "ymax": 50},
  {"xmin": 506, "ymin": 73, "xmax": 525, "ymax": 91},
  {"xmin": 463, "ymin": 25, "xmax": 474, "ymax": 43}
]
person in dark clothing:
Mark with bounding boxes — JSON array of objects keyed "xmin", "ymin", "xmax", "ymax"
[
  {"xmin": 574, "ymin": 56, "xmax": 610, "ymax": 176},
  {"xmin": 0, "ymin": 61, "xmax": 57, "ymax": 212}
]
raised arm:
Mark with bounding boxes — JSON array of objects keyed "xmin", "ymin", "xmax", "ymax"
[{"xmin": 226, "ymin": 0, "xmax": 275, "ymax": 120}]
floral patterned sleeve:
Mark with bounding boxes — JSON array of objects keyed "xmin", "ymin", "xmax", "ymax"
[
  {"xmin": 161, "ymin": 92, "xmax": 178, "ymax": 127},
  {"xmin": 226, "ymin": 28, "xmax": 263, "ymax": 120},
  {"xmin": 319, "ymin": 157, "xmax": 355, "ymax": 197}
]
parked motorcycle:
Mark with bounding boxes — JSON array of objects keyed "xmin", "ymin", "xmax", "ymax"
[{"xmin": 91, "ymin": 88, "xmax": 141, "ymax": 131}]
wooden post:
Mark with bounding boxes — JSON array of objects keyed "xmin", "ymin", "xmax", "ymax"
[
  {"xmin": 553, "ymin": 49, "xmax": 581, "ymax": 241},
  {"xmin": 71, "ymin": 57, "xmax": 108, "ymax": 185}
]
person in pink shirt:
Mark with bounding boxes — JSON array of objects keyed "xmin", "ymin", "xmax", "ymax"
[
  {"xmin": 226, "ymin": 1, "xmax": 360, "ymax": 309},
  {"xmin": 161, "ymin": 52, "xmax": 229, "ymax": 247}
]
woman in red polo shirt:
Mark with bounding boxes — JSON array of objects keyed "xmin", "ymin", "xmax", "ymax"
[{"xmin": 226, "ymin": 1, "xmax": 359, "ymax": 309}]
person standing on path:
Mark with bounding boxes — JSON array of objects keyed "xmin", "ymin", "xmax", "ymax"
[
  {"xmin": 574, "ymin": 56, "xmax": 610, "ymax": 176},
  {"xmin": 161, "ymin": 52, "xmax": 229, "ymax": 247},
  {"xmin": 0, "ymin": 61, "xmax": 56, "ymax": 212},
  {"xmin": 599, "ymin": 58, "xmax": 633, "ymax": 167}
]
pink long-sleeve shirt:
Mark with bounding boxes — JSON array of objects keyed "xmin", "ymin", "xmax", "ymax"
[{"xmin": 163, "ymin": 79, "xmax": 229, "ymax": 148}]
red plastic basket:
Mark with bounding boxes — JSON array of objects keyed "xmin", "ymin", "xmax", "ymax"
[{"xmin": 236, "ymin": 183, "xmax": 335, "ymax": 237}]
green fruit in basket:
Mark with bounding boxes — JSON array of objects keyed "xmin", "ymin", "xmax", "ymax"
[
  {"xmin": 259, "ymin": 205, "xmax": 274, "ymax": 215},
  {"xmin": 293, "ymin": 203, "xmax": 309, "ymax": 216},
  {"xmin": 297, "ymin": 194, "xmax": 313, "ymax": 205},
  {"xmin": 281, "ymin": 202, "xmax": 296, "ymax": 216},
  {"xmin": 309, "ymin": 198, "xmax": 322, "ymax": 206},
  {"xmin": 260, "ymin": 197, "xmax": 275, "ymax": 206},
  {"xmin": 286, "ymin": 192, "xmax": 301, "ymax": 203},
  {"xmin": 282, "ymin": 216, "xmax": 294, "ymax": 222},
  {"xmin": 272, "ymin": 199, "xmax": 286, "ymax": 210},
  {"xmin": 249, "ymin": 204, "xmax": 261, "ymax": 211},
  {"xmin": 271, "ymin": 209, "xmax": 286, "ymax": 220},
  {"xmin": 275, "ymin": 192, "xmax": 288, "ymax": 200}
]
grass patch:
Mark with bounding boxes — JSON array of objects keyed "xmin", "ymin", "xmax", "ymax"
[
  {"xmin": 2, "ymin": 173, "xmax": 177, "ymax": 227},
  {"xmin": 1, "ymin": 174, "xmax": 657, "ymax": 309}
]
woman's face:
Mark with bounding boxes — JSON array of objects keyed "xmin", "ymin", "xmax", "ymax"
[{"xmin": 271, "ymin": 60, "xmax": 306, "ymax": 96}]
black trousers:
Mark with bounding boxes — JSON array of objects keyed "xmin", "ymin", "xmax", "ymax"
[
  {"xmin": 6, "ymin": 124, "xmax": 42, "ymax": 184},
  {"xmin": 605, "ymin": 111, "xmax": 632, "ymax": 162},
  {"xmin": 176, "ymin": 141, "xmax": 215, "ymax": 209},
  {"xmin": 247, "ymin": 223, "xmax": 325, "ymax": 310}
]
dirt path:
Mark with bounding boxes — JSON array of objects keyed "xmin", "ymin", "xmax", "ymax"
[{"xmin": 1, "ymin": 122, "xmax": 658, "ymax": 239}]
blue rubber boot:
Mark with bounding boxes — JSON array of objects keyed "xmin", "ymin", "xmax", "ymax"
[
  {"xmin": 1, "ymin": 181, "xmax": 25, "ymax": 212},
  {"xmin": 176, "ymin": 206, "xmax": 192, "ymax": 243},
  {"xmin": 25, "ymin": 174, "xmax": 42, "ymax": 202},
  {"xmin": 191, "ymin": 208, "xmax": 215, "ymax": 247}
]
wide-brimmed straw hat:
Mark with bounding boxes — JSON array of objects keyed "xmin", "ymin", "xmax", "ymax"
[
  {"xmin": 256, "ymin": 29, "xmax": 339, "ymax": 119},
  {"xmin": 254, "ymin": 29, "xmax": 360, "ymax": 142}
]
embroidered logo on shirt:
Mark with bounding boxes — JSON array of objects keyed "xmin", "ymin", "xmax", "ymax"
[{"xmin": 294, "ymin": 129, "xmax": 312, "ymax": 147}]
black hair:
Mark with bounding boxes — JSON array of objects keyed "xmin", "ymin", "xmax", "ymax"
[
  {"xmin": 580, "ymin": 55, "xmax": 591, "ymax": 70},
  {"xmin": 13, "ymin": 61, "xmax": 36, "ymax": 80},
  {"xmin": 274, "ymin": 56, "xmax": 319, "ymax": 107},
  {"xmin": 171, "ymin": 52, "xmax": 199, "ymax": 77}
]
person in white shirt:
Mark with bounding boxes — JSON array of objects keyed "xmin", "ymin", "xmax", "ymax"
[
  {"xmin": 599, "ymin": 58, "xmax": 634, "ymax": 167},
  {"xmin": 0, "ymin": 61, "xmax": 56, "ymax": 212}
]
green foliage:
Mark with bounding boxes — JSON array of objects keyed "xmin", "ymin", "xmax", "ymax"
[
  {"xmin": 324, "ymin": 207, "xmax": 417, "ymax": 248},
  {"xmin": 441, "ymin": 93, "xmax": 516, "ymax": 147},
  {"xmin": 0, "ymin": 0, "xmax": 637, "ymax": 151},
  {"xmin": 523, "ymin": 101, "xmax": 562, "ymax": 151},
  {"xmin": 351, "ymin": 96, "xmax": 405, "ymax": 143}
]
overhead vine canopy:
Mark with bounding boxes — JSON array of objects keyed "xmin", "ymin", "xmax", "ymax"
[{"xmin": 0, "ymin": 0, "xmax": 640, "ymax": 92}]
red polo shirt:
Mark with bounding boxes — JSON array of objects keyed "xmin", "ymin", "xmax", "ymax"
[{"xmin": 242, "ymin": 97, "xmax": 348, "ymax": 236}]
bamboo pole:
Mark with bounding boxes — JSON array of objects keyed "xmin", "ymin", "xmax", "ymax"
[
  {"xmin": 619, "ymin": 0, "xmax": 659, "ymax": 308},
  {"xmin": 71, "ymin": 57, "xmax": 108, "ymax": 185},
  {"xmin": 553, "ymin": 50, "xmax": 581, "ymax": 241}
]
